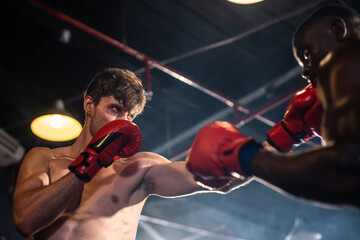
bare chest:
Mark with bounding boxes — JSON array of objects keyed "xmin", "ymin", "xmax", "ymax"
[
  {"xmin": 38, "ymin": 159, "xmax": 147, "ymax": 240},
  {"xmin": 36, "ymin": 206, "xmax": 144, "ymax": 240},
  {"xmin": 49, "ymin": 158, "xmax": 144, "ymax": 212}
]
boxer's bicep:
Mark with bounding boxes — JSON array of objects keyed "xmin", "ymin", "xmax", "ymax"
[
  {"xmin": 143, "ymin": 161, "xmax": 205, "ymax": 197},
  {"xmin": 14, "ymin": 147, "xmax": 51, "ymax": 202}
]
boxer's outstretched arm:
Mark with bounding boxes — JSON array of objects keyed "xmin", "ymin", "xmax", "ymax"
[
  {"xmin": 143, "ymin": 161, "xmax": 206, "ymax": 197},
  {"xmin": 13, "ymin": 147, "xmax": 84, "ymax": 237},
  {"xmin": 139, "ymin": 153, "xmax": 243, "ymax": 198},
  {"xmin": 252, "ymin": 145, "xmax": 360, "ymax": 207}
]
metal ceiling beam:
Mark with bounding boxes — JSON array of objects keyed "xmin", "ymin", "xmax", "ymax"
[
  {"xmin": 25, "ymin": 0, "xmax": 319, "ymax": 163},
  {"xmin": 153, "ymin": 66, "xmax": 302, "ymax": 160},
  {"xmin": 168, "ymin": 82, "xmax": 306, "ymax": 162},
  {"xmin": 25, "ymin": 0, "xmax": 279, "ymax": 129},
  {"xmin": 134, "ymin": 0, "xmax": 326, "ymax": 73},
  {"xmin": 168, "ymin": 79, "xmax": 320, "ymax": 162}
]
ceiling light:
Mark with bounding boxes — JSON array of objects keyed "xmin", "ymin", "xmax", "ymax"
[
  {"xmin": 227, "ymin": 0, "xmax": 263, "ymax": 4},
  {"xmin": 31, "ymin": 99, "xmax": 82, "ymax": 142}
]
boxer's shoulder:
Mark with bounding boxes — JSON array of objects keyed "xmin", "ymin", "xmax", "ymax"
[
  {"xmin": 112, "ymin": 152, "xmax": 169, "ymax": 179},
  {"xmin": 26, "ymin": 146, "xmax": 51, "ymax": 155},
  {"xmin": 109, "ymin": 152, "xmax": 171, "ymax": 200},
  {"xmin": 21, "ymin": 146, "xmax": 76, "ymax": 176},
  {"xmin": 23, "ymin": 147, "xmax": 52, "ymax": 165},
  {"xmin": 14, "ymin": 147, "xmax": 56, "ymax": 187},
  {"xmin": 319, "ymin": 41, "xmax": 360, "ymax": 90}
]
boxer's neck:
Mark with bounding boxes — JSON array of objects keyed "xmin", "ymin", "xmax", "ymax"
[{"xmin": 69, "ymin": 121, "xmax": 92, "ymax": 158}]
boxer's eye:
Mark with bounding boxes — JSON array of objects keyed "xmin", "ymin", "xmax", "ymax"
[{"xmin": 110, "ymin": 106, "xmax": 120, "ymax": 115}]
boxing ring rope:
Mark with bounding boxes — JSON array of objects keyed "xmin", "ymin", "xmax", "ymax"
[
  {"xmin": 134, "ymin": 0, "xmax": 327, "ymax": 74},
  {"xmin": 21, "ymin": 1, "xmax": 321, "ymax": 238},
  {"xmin": 25, "ymin": 0, "xmax": 317, "ymax": 162},
  {"xmin": 168, "ymin": 82, "xmax": 307, "ymax": 162},
  {"xmin": 25, "ymin": 0, "xmax": 282, "ymax": 127}
]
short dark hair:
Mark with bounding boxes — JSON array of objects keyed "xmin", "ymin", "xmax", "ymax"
[
  {"xmin": 293, "ymin": 4, "xmax": 360, "ymax": 39},
  {"xmin": 84, "ymin": 68, "xmax": 146, "ymax": 114}
]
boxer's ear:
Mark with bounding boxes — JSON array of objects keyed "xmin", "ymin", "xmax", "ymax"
[
  {"xmin": 331, "ymin": 18, "xmax": 347, "ymax": 41},
  {"xmin": 84, "ymin": 96, "xmax": 94, "ymax": 117}
]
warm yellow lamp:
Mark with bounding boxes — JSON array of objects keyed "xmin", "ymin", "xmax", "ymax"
[
  {"xmin": 31, "ymin": 99, "xmax": 82, "ymax": 142},
  {"xmin": 227, "ymin": 0, "xmax": 263, "ymax": 4}
]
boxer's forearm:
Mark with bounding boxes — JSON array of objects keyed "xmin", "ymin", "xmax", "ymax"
[
  {"xmin": 13, "ymin": 173, "xmax": 84, "ymax": 237},
  {"xmin": 251, "ymin": 146, "xmax": 360, "ymax": 207}
]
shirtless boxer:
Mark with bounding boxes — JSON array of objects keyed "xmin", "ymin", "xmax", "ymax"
[
  {"xmin": 12, "ymin": 68, "xmax": 239, "ymax": 240},
  {"xmin": 186, "ymin": 4, "xmax": 360, "ymax": 208}
]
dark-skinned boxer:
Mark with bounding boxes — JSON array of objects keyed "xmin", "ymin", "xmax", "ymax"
[{"xmin": 187, "ymin": 4, "xmax": 360, "ymax": 208}]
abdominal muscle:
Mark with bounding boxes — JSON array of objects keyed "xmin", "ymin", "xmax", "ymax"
[
  {"xmin": 34, "ymin": 206, "xmax": 144, "ymax": 240},
  {"xmin": 33, "ymin": 159, "xmax": 147, "ymax": 240}
]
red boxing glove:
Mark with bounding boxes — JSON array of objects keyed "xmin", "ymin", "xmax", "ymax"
[
  {"xmin": 266, "ymin": 84, "xmax": 323, "ymax": 152},
  {"xmin": 69, "ymin": 120, "xmax": 142, "ymax": 182},
  {"xmin": 186, "ymin": 121, "xmax": 261, "ymax": 190}
]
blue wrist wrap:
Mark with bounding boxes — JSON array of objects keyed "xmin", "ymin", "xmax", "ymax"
[{"xmin": 239, "ymin": 144, "xmax": 260, "ymax": 176}]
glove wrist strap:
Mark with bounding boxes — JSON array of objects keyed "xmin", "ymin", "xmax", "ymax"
[
  {"xmin": 238, "ymin": 144, "xmax": 261, "ymax": 176},
  {"xmin": 68, "ymin": 151, "xmax": 101, "ymax": 182},
  {"xmin": 266, "ymin": 121, "xmax": 301, "ymax": 152}
]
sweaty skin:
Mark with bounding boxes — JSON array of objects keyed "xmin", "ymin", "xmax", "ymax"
[
  {"xmin": 13, "ymin": 66, "xmax": 251, "ymax": 240},
  {"xmin": 14, "ymin": 95, "xmax": 235, "ymax": 240},
  {"xmin": 186, "ymin": 11, "xmax": 360, "ymax": 208},
  {"xmin": 14, "ymin": 147, "xmax": 202, "ymax": 240},
  {"xmin": 251, "ymin": 39, "xmax": 360, "ymax": 207},
  {"xmin": 317, "ymin": 42, "xmax": 360, "ymax": 143}
]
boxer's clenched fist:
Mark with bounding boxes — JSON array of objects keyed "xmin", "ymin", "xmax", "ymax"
[
  {"xmin": 69, "ymin": 120, "xmax": 142, "ymax": 182},
  {"xmin": 186, "ymin": 121, "xmax": 261, "ymax": 190},
  {"xmin": 266, "ymin": 84, "xmax": 323, "ymax": 152}
]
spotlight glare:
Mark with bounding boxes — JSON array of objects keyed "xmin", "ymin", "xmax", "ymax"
[
  {"xmin": 227, "ymin": 0, "xmax": 264, "ymax": 4},
  {"xmin": 50, "ymin": 114, "xmax": 64, "ymax": 128}
]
